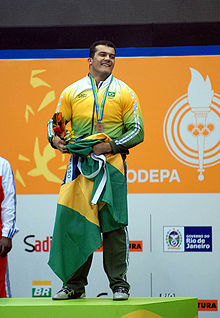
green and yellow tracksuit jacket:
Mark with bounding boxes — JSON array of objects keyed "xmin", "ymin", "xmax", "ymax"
[{"xmin": 47, "ymin": 74, "xmax": 144, "ymax": 154}]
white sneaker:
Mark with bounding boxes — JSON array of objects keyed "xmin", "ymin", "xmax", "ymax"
[
  {"xmin": 52, "ymin": 286, "xmax": 85, "ymax": 300},
  {"xmin": 113, "ymin": 287, "xmax": 129, "ymax": 301}
]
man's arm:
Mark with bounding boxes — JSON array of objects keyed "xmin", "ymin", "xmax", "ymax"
[
  {"xmin": 47, "ymin": 117, "xmax": 69, "ymax": 153},
  {"xmin": 0, "ymin": 159, "xmax": 18, "ymax": 257},
  {"xmin": 51, "ymin": 135, "xmax": 69, "ymax": 154},
  {"xmin": 109, "ymin": 86, "xmax": 144, "ymax": 154},
  {"xmin": 0, "ymin": 237, "xmax": 12, "ymax": 257},
  {"xmin": 47, "ymin": 86, "xmax": 73, "ymax": 153},
  {"xmin": 92, "ymin": 142, "xmax": 112, "ymax": 156}
]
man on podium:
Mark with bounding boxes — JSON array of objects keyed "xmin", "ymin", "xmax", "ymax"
[{"xmin": 47, "ymin": 40, "xmax": 144, "ymax": 301}]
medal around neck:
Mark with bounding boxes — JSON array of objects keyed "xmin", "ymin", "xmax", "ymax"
[
  {"xmin": 89, "ymin": 73, "xmax": 113, "ymax": 134},
  {"xmin": 96, "ymin": 123, "xmax": 104, "ymax": 133}
]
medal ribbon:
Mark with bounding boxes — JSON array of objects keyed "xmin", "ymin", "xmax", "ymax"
[{"xmin": 89, "ymin": 73, "xmax": 113, "ymax": 123}]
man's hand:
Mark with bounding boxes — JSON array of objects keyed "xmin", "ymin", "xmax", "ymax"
[
  {"xmin": 0, "ymin": 237, "xmax": 12, "ymax": 257},
  {"xmin": 52, "ymin": 136, "xmax": 69, "ymax": 153},
  {"xmin": 92, "ymin": 142, "xmax": 112, "ymax": 156}
]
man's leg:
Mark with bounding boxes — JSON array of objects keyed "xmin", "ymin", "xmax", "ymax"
[
  {"xmin": 52, "ymin": 254, "xmax": 93, "ymax": 300},
  {"xmin": 0, "ymin": 256, "xmax": 7, "ymax": 298},
  {"xmin": 103, "ymin": 227, "xmax": 130, "ymax": 291},
  {"xmin": 66, "ymin": 253, "xmax": 93, "ymax": 292}
]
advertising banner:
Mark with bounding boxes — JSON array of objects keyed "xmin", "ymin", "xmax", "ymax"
[{"xmin": 1, "ymin": 53, "xmax": 219, "ymax": 195}]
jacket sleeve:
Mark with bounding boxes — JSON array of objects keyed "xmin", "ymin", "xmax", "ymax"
[
  {"xmin": 1, "ymin": 159, "xmax": 18, "ymax": 238},
  {"xmin": 109, "ymin": 86, "xmax": 144, "ymax": 154}
]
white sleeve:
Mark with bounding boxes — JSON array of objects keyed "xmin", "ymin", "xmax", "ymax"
[{"xmin": 1, "ymin": 158, "xmax": 19, "ymax": 238}]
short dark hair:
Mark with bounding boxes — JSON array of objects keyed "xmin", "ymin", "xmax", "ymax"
[{"xmin": 89, "ymin": 40, "xmax": 116, "ymax": 58}]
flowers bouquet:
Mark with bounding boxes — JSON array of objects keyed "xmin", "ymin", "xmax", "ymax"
[{"xmin": 52, "ymin": 112, "xmax": 76, "ymax": 143}]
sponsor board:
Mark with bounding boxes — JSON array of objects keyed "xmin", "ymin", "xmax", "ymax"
[
  {"xmin": 24, "ymin": 236, "xmax": 143, "ymax": 253},
  {"xmin": 159, "ymin": 293, "xmax": 176, "ymax": 297},
  {"xmin": 32, "ymin": 281, "xmax": 51, "ymax": 297},
  {"xmin": 129, "ymin": 240, "xmax": 143, "ymax": 252},
  {"xmin": 158, "ymin": 296, "xmax": 218, "ymax": 311},
  {"xmin": 164, "ymin": 227, "xmax": 184, "ymax": 252},
  {"xmin": 184, "ymin": 226, "xmax": 212, "ymax": 252},
  {"xmin": 0, "ymin": 58, "xmax": 219, "ymax": 195},
  {"xmin": 198, "ymin": 300, "xmax": 218, "ymax": 311},
  {"xmin": 96, "ymin": 241, "xmax": 143, "ymax": 252},
  {"xmin": 164, "ymin": 226, "xmax": 212, "ymax": 252},
  {"xmin": 127, "ymin": 169, "xmax": 180, "ymax": 184},
  {"xmin": 24, "ymin": 235, "xmax": 52, "ymax": 252}
]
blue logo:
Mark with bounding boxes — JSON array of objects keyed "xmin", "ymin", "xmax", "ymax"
[{"xmin": 184, "ymin": 226, "xmax": 212, "ymax": 252}]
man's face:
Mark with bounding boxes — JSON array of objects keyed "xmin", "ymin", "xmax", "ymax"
[{"xmin": 88, "ymin": 45, "xmax": 115, "ymax": 79}]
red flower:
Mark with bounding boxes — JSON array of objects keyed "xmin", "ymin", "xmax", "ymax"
[
  {"xmin": 53, "ymin": 125, "xmax": 63, "ymax": 135},
  {"xmin": 52, "ymin": 112, "xmax": 66, "ymax": 139}
]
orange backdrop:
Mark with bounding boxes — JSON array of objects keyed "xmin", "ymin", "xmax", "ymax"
[{"xmin": 0, "ymin": 56, "xmax": 219, "ymax": 194}]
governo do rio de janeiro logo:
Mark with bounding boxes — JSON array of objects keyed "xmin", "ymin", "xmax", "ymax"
[{"xmin": 163, "ymin": 68, "xmax": 220, "ymax": 181}]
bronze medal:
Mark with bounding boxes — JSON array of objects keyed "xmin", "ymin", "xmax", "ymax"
[
  {"xmin": 96, "ymin": 123, "xmax": 104, "ymax": 133},
  {"xmin": 89, "ymin": 73, "xmax": 113, "ymax": 134}
]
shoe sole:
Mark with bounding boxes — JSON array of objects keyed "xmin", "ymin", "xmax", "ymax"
[
  {"xmin": 113, "ymin": 295, "xmax": 129, "ymax": 301},
  {"xmin": 52, "ymin": 293, "xmax": 85, "ymax": 300}
]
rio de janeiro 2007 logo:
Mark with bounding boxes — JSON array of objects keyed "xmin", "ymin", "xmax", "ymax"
[{"xmin": 163, "ymin": 68, "xmax": 220, "ymax": 181}]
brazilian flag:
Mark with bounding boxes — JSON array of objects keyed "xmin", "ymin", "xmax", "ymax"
[{"xmin": 48, "ymin": 134, "xmax": 128, "ymax": 283}]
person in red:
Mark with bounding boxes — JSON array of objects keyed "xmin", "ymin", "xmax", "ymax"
[{"xmin": 0, "ymin": 156, "xmax": 18, "ymax": 298}]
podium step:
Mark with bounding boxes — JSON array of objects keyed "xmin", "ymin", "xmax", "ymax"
[{"xmin": 0, "ymin": 297, "xmax": 198, "ymax": 318}]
